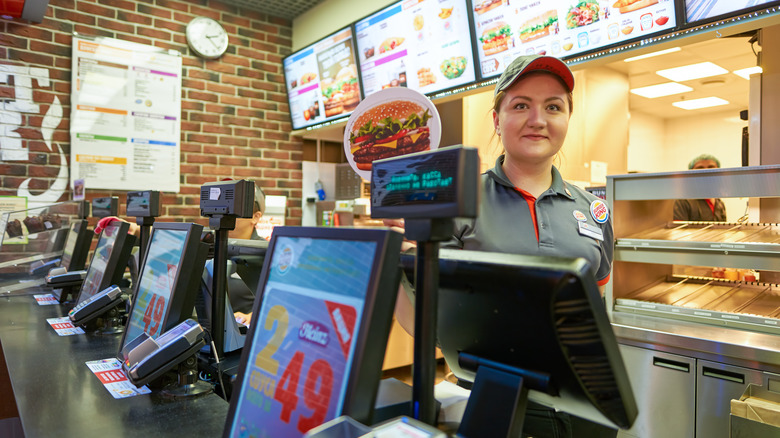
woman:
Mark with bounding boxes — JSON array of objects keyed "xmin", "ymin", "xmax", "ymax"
[{"xmin": 388, "ymin": 54, "xmax": 615, "ymax": 438}]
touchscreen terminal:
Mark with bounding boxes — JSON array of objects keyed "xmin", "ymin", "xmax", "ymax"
[
  {"xmin": 75, "ymin": 221, "xmax": 134, "ymax": 305},
  {"xmin": 224, "ymin": 226, "xmax": 402, "ymax": 438},
  {"xmin": 118, "ymin": 222, "xmax": 208, "ymax": 356},
  {"xmin": 60, "ymin": 219, "xmax": 92, "ymax": 272}
]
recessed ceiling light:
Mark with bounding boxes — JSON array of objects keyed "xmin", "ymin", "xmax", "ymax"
[
  {"xmin": 630, "ymin": 82, "xmax": 693, "ymax": 98},
  {"xmin": 656, "ymin": 62, "xmax": 729, "ymax": 82},
  {"xmin": 624, "ymin": 47, "xmax": 681, "ymax": 62},
  {"xmin": 672, "ymin": 97, "xmax": 729, "ymax": 110},
  {"xmin": 733, "ymin": 66, "xmax": 763, "ymax": 80}
]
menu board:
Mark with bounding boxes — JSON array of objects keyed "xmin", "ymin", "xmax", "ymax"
[
  {"xmin": 471, "ymin": 0, "xmax": 677, "ymax": 79},
  {"xmin": 685, "ymin": 0, "xmax": 778, "ymax": 24},
  {"xmin": 283, "ymin": 28, "xmax": 361, "ymax": 130},
  {"xmin": 355, "ymin": 0, "xmax": 477, "ymax": 96}
]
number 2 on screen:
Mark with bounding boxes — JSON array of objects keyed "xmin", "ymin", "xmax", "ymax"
[{"xmin": 255, "ymin": 305, "xmax": 288, "ymax": 374}]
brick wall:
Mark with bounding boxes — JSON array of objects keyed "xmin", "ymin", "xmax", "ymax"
[{"xmin": 1, "ymin": 0, "xmax": 303, "ymax": 229}]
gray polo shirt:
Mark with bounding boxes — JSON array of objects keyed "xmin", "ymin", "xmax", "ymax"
[{"xmin": 447, "ymin": 156, "xmax": 613, "ymax": 284}]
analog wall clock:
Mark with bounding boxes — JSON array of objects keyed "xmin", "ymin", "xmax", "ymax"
[{"xmin": 186, "ymin": 16, "xmax": 229, "ymax": 59}]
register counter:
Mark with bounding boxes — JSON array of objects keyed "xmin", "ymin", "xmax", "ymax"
[{"xmin": 0, "ymin": 290, "xmax": 228, "ymax": 438}]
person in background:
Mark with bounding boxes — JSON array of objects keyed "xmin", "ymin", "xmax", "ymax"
[
  {"xmin": 94, "ymin": 181, "xmax": 266, "ymax": 324},
  {"xmin": 673, "ymin": 154, "xmax": 727, "ymax": 221},
  {"xmin": 386, "ymin": 54, "xmax": 615, "ymax": 438}
]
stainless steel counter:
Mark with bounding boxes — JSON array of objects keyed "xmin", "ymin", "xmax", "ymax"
[{"xmin": 613, "ymin": 313, "xmax": 780, "ymax": 374}]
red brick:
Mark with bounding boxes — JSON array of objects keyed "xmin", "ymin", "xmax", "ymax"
[
  {"xmin": 201, "ymin": 165, "xmax": 234, "ymax": 176},
  {"xmin": 236, "ymin": 67, "xmax": 264, "ymax": 79},
  {"xmin": 278, "ymin": 161, "xmax": 301, "ymax": 170},
  {"xmin": 187, "ymin": 155, "xmax": 218, "ymax": 166},
  {"xmin": 8, "ymin": 50, "xmax": 54, "ymax": 66},
  {"xmin": 182, "ymin": 100, "xmax": 205, "ymax": 111},
  {"xmin": 78, "ymin": 3, "xmax": 116, "ymax": 17},
  {"xmin": 189, "ymin": 69, "xmax": 220, "ymax": 81},
  {"xmin": 232, "ymin": 147, "xmax": 263, "ymax": 158},
  {"xmin": 181, "ymin": 121, "xmax": 201, "ymax": 132},
  {"xmin": 250, "ymin": 41, "xmax": 277, "ymax": 53},
  {"xmin": 220, "ymin": 95, "xmax": 249, "ymax": 106},
  {"xmin": 236, "ymin": 108, "xmax": 264, "ymax": 118},
  {"xmin": 138, "ymin": 27, "xmax": 172, "ymax": 41},
  {"xmin": 166, "ymin": 206, "xmax": 201, "ymax": 217},
  {"xmin": 262, "ymin": 150, "xmax": 288, "ymax": 160},
  {"xmin": 151, "ymin": 17, "xmax": 182, "ymax": 32},
  {"xmin": 263, "ymin": 169, "xmax": 289, "ymax": 179},
  {"xmin": 219, "ymin": 156, "xmax": 248, "ymax": 166},
  {"xmin": 190, "ymin": 113, "xmax": 220, "ymax": 123},
  {"xmin": 222, "ymin": 116, "xmax": 251, "ymax": 127},
  {"xmin": 206, "ymin": 82, "xmax": 236, "ymax": 94},
  {"xmin": 254, "ymin": 120, "xmax": 280, "ymax": 131},
  {"xmin": 203, "ymin": 145, "xmax": 233, "ymax": 155},
  {"xmin": 233, "ymin": 127, "xmax": 262, "ymax": 138},
  {"xmin": 188, "ymin": 90, "xmax": 219, "ymax": 102},
  {"xmin": 123, "ymin": 35, "xmax": 154, "ymax": 46},
  {"xmin": 55, "ymin": 9, "xmax": 97, "ymax": 25},
  {"xmin": 183, "ymin": 78, "xmax": 206, "ymax": 90},
  {"xmin": 29, "ymin": 41, "xmax": 70, "ymax": 57},
  {"xmin": 6, "ymin": 24, "xmax": 53, "ymax": 41},
  {"xmin": 238, "ymin": 88, "xmax": 264, "ymax": 99},
  {"xmin": 186, "ymin": 134, "xmax": 218, "ymax": 144},
  {"xmin": 190, "ymin": 5, "xmax": 222, "ymax": 20},
  {"xmin": 203, "ymin": 125, "xmax": 232, "ymax": 135},
  {"xmin": 137, "ymin": 4, "xmax": 172, "ymax": 19},
  {"xmin": 181, "ymin": 143, "xmax": 202, "ymax": 153},
  {"xmin": 157, "ymin": 0, "xmax": 190, "ymax": 13},
  {"xmin": 277, "ymin": 179, "xmax": 301, "ymax": 189},
  {"xmin": 221, "ymin": 54, "xmax": 251, "ymax": 67},
  {"xmin": 219, "ymin": 136, "xmax": 248, "ymax": 146},
  {"xmin": 222, "ymin": 14, "xmax": 250, "ymax": 27}
]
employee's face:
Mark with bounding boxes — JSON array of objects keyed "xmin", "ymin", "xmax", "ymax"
[
  {"xmin": 493, "ymin": 73, "xmax": 570, "ymax": 166},
  {"xmin": 692, "ymin": 159, "xmax": 718, "ymax": 169},
  {"xmin": 229, "ymin": 211, "xmax": 261, "ymax": 240}
]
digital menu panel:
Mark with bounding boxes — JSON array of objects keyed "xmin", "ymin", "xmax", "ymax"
[
  {"xmin": 355, "ymin": 0, "xmax": 477, "ymax": 96},
  {"xmin": 283, "ymin": 27, "xmax": 361, "ymax": 130},
  {"xmin": 685, "ymin": 0, "xmax": 779, "ymax": 24},
  {"xmin": 471, "ymin": 0, "xmax": 677, "ymax": 79}
]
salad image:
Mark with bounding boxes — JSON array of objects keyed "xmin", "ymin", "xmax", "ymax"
[
  {"xmin": 566, "ymin": 1, "xmax": 600, "ymax": 29},
  {"xmin": 440, "ymin": 57, "xmax": 467, "ymax": 79}
]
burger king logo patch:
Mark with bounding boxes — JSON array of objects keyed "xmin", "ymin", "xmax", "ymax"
[
  {"xmin": 590, "ymin": 200, "xmax": 609, "ymax": 224},
  {"xmin": 572, "ymin": 210, "xmax": 587, "ymax": 222}
]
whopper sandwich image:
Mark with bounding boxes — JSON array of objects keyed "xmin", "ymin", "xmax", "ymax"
[
  {"xmin": 612, "ymin": 0, "xmax": 658, "ymax": 13},
  {"xmin": 479, "ymin": 21, "xmax": 512, "ymax": 56},
  {"xmin": 349, "ymin": 100, "xmax": 432, "ymax": 171},
  {"xmin": 519, "ymin": 10, "xmax": 559, "ymax": 43},
  {"xmin": 320, "ymin": 65, "xmax": 360, "ymax": 117}
]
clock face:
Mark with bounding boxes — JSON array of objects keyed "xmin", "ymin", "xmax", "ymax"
[{"xmin": 186, "ymin": 16, "xmax": 229, "ymax": 59}]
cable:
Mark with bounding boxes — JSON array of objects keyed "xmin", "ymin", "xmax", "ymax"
[{"xmin": 210, "ymin": 338, "xmax": 227, "ymax": 398}]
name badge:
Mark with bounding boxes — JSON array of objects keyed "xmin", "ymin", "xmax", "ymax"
[{"xmin": 578, "ymin": 222, "xmax": 604, "ymax": 241}]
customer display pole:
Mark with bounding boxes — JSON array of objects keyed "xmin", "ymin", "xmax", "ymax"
[
  {"xmin": 405, "ymin": 218, "xmax": 453, "ymax": 425},
  {"xmin": 126, "ymin": 190, "xmax": 162, "ymax": 265},
  {"xmin": 370, "ymin": 145, "xmax": 480, "ymax": 426}
]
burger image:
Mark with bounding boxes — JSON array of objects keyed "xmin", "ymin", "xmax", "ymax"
[
  {"xmin": 473, "ymin": 0, "xmax": 504, "ymax": 15},
  {"xmin": 349, "ymin": 100, "xmax": 432, "ymax": 171},
  {"xmin": 612, "ymin": 0, "xmax": 658, "ymax": 13},
  {"xmin": 519, "ymin": 10, "xmax": 559, "ymax": 43},
  {"xmin": 479, "ymin": 21, "xmax": 512, "ymax": 56},
  {"xmin": 321, "ymin": 65, "xmax": 360, "ymax": 117}
]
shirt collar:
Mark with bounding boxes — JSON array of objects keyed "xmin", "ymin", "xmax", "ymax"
[{"xmin": 487, "ymin": 155, "xmax": 575, "ymax": 200}]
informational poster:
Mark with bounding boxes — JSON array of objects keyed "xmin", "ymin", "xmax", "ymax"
[
  {"xmin": 229, "ymin": 237, "xmax": 377, "ymax": 437},
  {"xmin": 283, "ymin": 28, "xmax": 361, "ymax": 130},
  {"xmin": 471, "ymin": 0, "xmax": 677, "ymax": 79},
  {"xmin": 685, "ymin": 0, "xmax": 777, "ymax": 23},
  {"xmin": 70, "ymin": 36, "xmax": 182, "ymax": 192},
  {"xmin": 355, "ymin": 0, "xmax": 477, "ymax": 96}
]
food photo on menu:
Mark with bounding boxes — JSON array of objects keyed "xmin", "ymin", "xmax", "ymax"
[
  {"xmin": 343, "ymin": 87, "xmax": 441, "ymax": 181},
  {"xmin": 471, "ymin": 0, "xmax": 676, "ymax": 78},
  {"xmin": 355, "ymin": 0, "xmax": 476, "ymax": 97}
]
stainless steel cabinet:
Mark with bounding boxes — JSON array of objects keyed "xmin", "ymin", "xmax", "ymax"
[
  {"xmin": 696, "ymin": 360, "xmax": 765, "ymax": 438},
  {"xmin": 617, "ymin": 345, "xmax": 696, "ymax": 438}
]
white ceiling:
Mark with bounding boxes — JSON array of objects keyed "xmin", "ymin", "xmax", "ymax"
[{"xmin": 604, "ymin": 35, "xmax": 760, "ymax": 120}]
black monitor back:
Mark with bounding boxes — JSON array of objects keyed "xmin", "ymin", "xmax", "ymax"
[
  {"xmin": 401, "ymin": 249, "xmax": 637, "ymax": 430},
  {"xmin": 60, "ymin": 219, "xmax": 92, "ymax": 271},
  {"xmin": 76, "ymin": 221, "xmax": 135, "ymax": 305}
]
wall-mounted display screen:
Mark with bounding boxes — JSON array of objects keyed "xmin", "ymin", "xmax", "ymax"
[
  {"xmin": 283, "ymin": 27, "xmax": 361, "ymax": 130},
  {"xmin": 471, "ymin": 0, "xmax": 677, "ymax": 79},
  {"xmin": 355, "ymin": 0, "xmax": 477, "ymax": 96},
  {"xmin": 685, "ymin": 0, "xmax": 779, "ymax": 24}
]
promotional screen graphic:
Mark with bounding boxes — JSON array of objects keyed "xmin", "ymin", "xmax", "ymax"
[{"xmin": 228, "ymin": 236, "xmax": 377, "ymax": 437}]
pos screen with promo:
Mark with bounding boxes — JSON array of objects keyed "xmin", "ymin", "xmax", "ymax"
[
  {"xmin": 76, "ymin": 221, "xmax": 134, "ymax": 305},
  {"xmin": 119, "ymin": 222, "xmax": 208, "ymax": 354},
  {"xmin": 224, "ymin": 226, "xmax": 402, "ymax": 438}
]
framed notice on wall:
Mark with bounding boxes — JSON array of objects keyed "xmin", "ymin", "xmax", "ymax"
[{"xmin": 70, "ymin": 35, "xmax": 182, "ymax": 192}]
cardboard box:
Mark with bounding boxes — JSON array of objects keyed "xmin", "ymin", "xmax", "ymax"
[{"xmin": 730, "ymin": 384, "xmax": 780, "ymax": 438}]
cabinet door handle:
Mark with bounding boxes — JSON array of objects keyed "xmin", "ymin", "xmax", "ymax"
[
  {"xmin": 652, "ymin": 357, "xmax": 690, "ymax": 373},
  {"xmin": 702, "ymin": 366, "xmax": 745, "ymax": 384}
]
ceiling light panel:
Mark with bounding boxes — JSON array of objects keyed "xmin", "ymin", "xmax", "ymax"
[
  {"xmin": 630, "ymin": 82, "xmax": 693, "ymax": 98},
  {"xmin": 656, "ymin": 62, "xmax": 729, "ymax": 82},
  {"xmin": 733, "ymin": 66, "xmax": 763, "ymax": 80},
  {"xmin": 672, "ymin": 97, "xmax": 729, "ymax": 110},
  {"xmin": 624, "ymin": 47, "xmax": 681, "ymax": 63}
]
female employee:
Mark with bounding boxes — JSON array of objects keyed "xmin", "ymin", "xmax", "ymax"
[{"xmin": 387, "ymin": 54, "xmax": 615, "ymax": 438}]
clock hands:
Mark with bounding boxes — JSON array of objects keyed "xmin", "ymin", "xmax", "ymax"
[{"xmin": 205, "ymin": 34, "xmax": 221, "ymax": 49}]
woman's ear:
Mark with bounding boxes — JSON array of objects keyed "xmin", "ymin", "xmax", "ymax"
[
  {"xmin": 252, "ymin": 210, "xmax": 263, "ymax": 225},
  {"xmin": 492, "ymin": 110, "xmax": 500, "ymax": 136}
]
